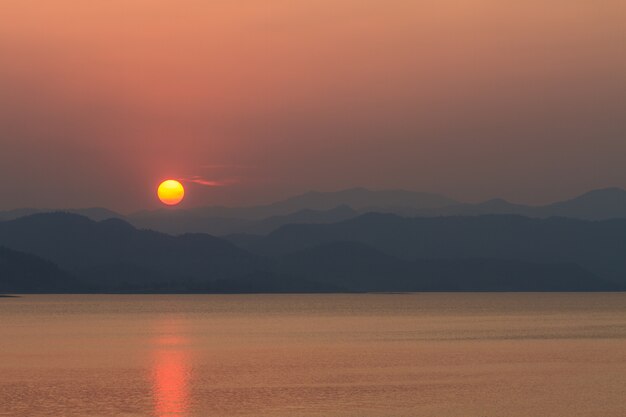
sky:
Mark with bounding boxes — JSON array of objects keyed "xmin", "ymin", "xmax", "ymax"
[{"xmin": 1, "ymin": 0, "xmax": 625, "ymax": 212}]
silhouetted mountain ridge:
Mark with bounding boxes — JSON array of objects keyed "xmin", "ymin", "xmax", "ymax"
[
  {"xmin": 0, "ymin": 246, "xmax": 80, "ymax": 292},
  {"xmin": 0, "ymin": 207, "xmax": 123, "ymax": 222},
  {"xmin": 1, "ymin": 212, "xmax": 621, "ymax": 292},
  {"xmin": 409, "ymin": 187, "xmax": 626, "ymax": 220},
  {"xmin": 275, "ymin": 242, "xmax": 616, "ymax": 291},
  {"xmin": 3, "ymin": 187, "xmax": 626, "ymax": 236},
  {"xmin": 126, "ymin": 188, "xmax": 456, "ymax": 235},
  {"xmin": 0, "ymin": 213, "xmax": 259, "ymax": 287},
  {"xmin": 243, "ymin": 213, "xmax": 626, "ymax": 285},
  {"xmin": 126, "ymin": 187, "xmax": 626, "ymax": 234}
]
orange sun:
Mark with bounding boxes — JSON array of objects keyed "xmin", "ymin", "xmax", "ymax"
[{"xmin": 157, "ymin": 180, "xmax": 185, "ymax": 206}]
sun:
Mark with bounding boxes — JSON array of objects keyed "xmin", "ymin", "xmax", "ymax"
[{"xmin": 157, "ymin": 180, "xmax": 185, "ymax": 206}]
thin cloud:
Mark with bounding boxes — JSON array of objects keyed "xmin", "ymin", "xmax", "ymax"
[{"xmin": 181, "ymin": 176, "xmax": 239, "ymax": 187}]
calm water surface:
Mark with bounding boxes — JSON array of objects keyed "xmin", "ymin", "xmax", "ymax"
[{"xmin": 1, "ymin": 293, "xmax": 625, "ymax": 417}]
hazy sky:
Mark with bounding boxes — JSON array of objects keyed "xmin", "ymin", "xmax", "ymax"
[{"xmin": 1, "ymin": 1, "xmax": 625, "ymax": 212}]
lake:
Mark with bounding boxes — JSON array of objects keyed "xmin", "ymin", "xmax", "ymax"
[{"xmin": 1, "ymin": 293, "xmax": 625, "ymax": 416}]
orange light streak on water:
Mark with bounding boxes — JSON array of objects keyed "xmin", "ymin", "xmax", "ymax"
[{"xmin": 152, "ymin": 322, "xmax": 190, "ymax": 417}]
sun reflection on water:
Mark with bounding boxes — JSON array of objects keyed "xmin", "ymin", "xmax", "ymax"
[{"xmin": 152, "ymin": 320, "xmax": 191, "ymax": 417}]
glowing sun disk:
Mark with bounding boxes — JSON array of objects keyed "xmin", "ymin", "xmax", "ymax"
[{"xmin": 158, "ymin": 180, "xmax": 185, "ymax": 205}]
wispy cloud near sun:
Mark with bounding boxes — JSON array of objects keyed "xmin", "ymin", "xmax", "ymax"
[{"xmin": 181, "ymin": 176, "xmax": 239, "ymax": 187}]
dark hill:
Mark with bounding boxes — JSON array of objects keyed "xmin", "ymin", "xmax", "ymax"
[
  {"xmin": 1, "ymin": 212, "xmax": 623, "ymax": 293},
  {"xmin": 0, "ymin": 246, "xmax": 79, "ymax": 292},
  {"xmin": 246, "ymin": 213, "xmax": 626, "ymax": 285},
  {"xmin": 275, "ymin": 242, "xmax": 617, "ymax": 292},
  {"xmin": 0, "ymin": 213, "xmax": 260, "ymax": 287}
]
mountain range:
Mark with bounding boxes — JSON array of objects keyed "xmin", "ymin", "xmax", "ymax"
[
  {"xmin": 235, "ymin": 213, "xmax": 626, "ymax": 285},
  {"xmin": 406, "ymin": 187, "xmax": 626, "ymax": 220},
  {"xmin": 3, "ymin": 187, "xmax": 625, "ymax": 236},
  {"xmin": 0, "ymin": 246, "xmax": 79, "ymax": 293},
  {"xmin": 0, "ymin": 213, "xmax": 257, "ymax": 290},
  {"xmin": 0, "ymin": 211, "xmax": 623, "ymax": 293},
  {"xmin": 1, "ymin": 186, "xmax": 626, "ymax": 293}
]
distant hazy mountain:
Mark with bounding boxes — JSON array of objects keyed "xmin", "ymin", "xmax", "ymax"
[
  {"xmin": 234, "ymin": 205, "xmax": 358, "ymax": 235},
  {"xmin": 243, "ymin": 213, "xmax": 626, "ymax": 285},
  {"xmin": 4, "ymin": 188, "xmax": 626, "ymax": 236},
  {"xmin": 129, "ymin": 205, "xmax": 359, "ymax": 236},
  {"xmin": 0, "ymin": 208, "xmax": 41, "ymax": 221},
  {"xmin": 0, "ymin": 246, "xmax": 80, "ymax": 292},
  {"xmin": 410, "ymin": 187, "xmax": 626, "ymax": 220},
  {"xmin": 0, "ymin": 207, "xmax": 123, "ymax": 222},
  {"xmin": 127, "ymin": 187, "xmax": 626, "ymax": 235},
  {"xmin": 535, "ymin": 187, "xmax": 626, "ymax": 220},
  {"xmin": 264, "ymin": 188, "xmax": 458, "ymax": 213},
  {"xmin": 127, "ymin": 188, "xmax": 456, "ymax": 235}
]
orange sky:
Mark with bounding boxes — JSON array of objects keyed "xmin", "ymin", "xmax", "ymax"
[{"xmin": 1, "ymin": 1, "xmax": 625, "ymax": 211}]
